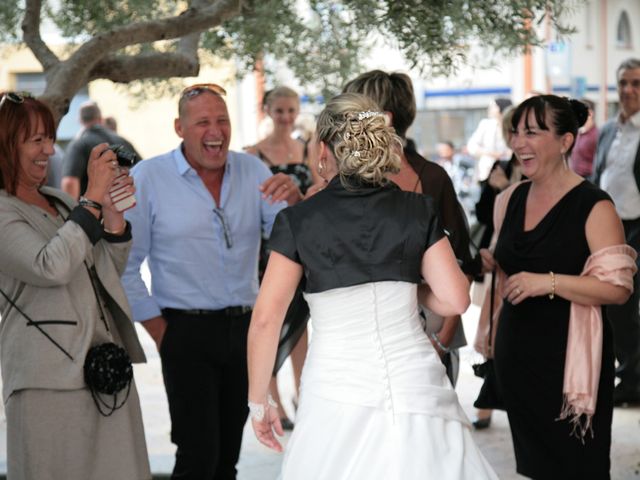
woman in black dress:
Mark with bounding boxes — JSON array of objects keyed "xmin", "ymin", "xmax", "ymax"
[{"xmin": 480, "ymin": 95, "xmax": 636, "ymax": 479}]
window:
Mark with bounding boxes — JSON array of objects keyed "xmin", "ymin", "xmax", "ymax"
[
  {"xmin": 409, "ymin": 108, "xmax": 485, "ymax": 160},
  {"xmin": 616, "ymin": 11, "xmax": 632, "ymax": 49}
]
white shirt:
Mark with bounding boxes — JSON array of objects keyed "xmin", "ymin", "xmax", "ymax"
[
  {"xmin": 466, "ymin": 118, "xmax": 511, "ymax": 181},
  {"xmin": 600, "ymin": 110, "xmax": 640, "ymax": 220}
]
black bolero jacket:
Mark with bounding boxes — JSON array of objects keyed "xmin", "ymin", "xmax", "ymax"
[{"xmin": 269, "ymin": 176, "xmax": 444, "ymax": 293}]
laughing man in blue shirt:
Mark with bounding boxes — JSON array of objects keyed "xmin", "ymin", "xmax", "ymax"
[{"xmin": 122, "ymin": 83, "xmax": 302, "ymax": 479}]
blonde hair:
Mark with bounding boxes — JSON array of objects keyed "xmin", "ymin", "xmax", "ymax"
[
  {"xmin": 316, "ymin": 93, "xmax": 401, "ymax": 186},
  {"xmin": 264, "ymin": 86, "xmax": 299, "ymax": 108}
]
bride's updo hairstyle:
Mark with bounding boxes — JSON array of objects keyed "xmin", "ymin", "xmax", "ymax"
[
  {"xmin": 510, "ymin": 94, "xmax": 589, "ymax": 156},
  {"xmin": 316, "ymin": 92, "xmax": 401, "ymax": 186}
]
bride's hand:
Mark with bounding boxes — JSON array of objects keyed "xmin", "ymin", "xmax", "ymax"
[{"xmin": 251, "ymin": 403, "xmax": 284, "ymax": 452}]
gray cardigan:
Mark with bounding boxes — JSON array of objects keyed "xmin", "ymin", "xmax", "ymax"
[
  {"xmin": 0, "ymin": 187, "xmax": 145, "ymax": 402},
  {"xmin": 592, "ymin": 118, "xmax": 640, "ymax": 194}
]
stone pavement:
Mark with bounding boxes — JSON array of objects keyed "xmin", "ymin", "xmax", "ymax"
[{"xmin": 0, "ymin": 305, "xmax": 638, "ymax": 478}]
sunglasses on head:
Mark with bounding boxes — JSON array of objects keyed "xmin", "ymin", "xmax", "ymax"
[
  {"xmin": 180, "ymin": 83, "xmax": 227, "ymax": 101},
  {"xmin": 0, "ymin": 91, "xmax": 33, "ymax": 110}
]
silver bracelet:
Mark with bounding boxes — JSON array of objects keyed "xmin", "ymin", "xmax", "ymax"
[
  {"xmin": 78, "ymin": 196, "xmax": 102, "ymax": 211},
  {"xmin": 247, "ymin": 394, "xmax": 278, "ymax": 422},
  {"xmin": 430, "ymin": 332, "xmax": 451, "ymax": 353}
]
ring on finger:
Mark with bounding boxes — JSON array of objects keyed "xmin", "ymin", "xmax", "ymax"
[{"xmin": 515, "ymin": 288, "xmax": 521, "ymax": 295}]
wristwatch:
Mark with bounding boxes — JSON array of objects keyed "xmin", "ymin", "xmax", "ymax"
[{"xmin": 78, "ymin": 196, "xmax": 102, "ymax": 211}]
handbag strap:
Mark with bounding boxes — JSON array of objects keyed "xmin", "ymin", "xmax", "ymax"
[
  {"xmin": 485, "ymin": 181, "xmax": 523, "ymax": 356},
  {"xmin": 487, "ymin": 267, "xmax": 496, "ymax": 355},
  {"xmin": 50, "ymin": 201, "xmax": 111, "ymax": 334},
  {"xmin": 0, "ymin": 197, "xmax": 109, "ymax": 362}
]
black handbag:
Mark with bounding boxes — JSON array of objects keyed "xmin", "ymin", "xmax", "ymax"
[
  {"xmin": 472, "ymin": 270, "xmax": 505, "ymax": 410},
  {"xmin": 472, "ymin": 359, "xmax": 504, "ymax": 410},
  {"xmin": 0, "ymin": 263, "xmax": 132, "ymax": 417},
  {"xmin": 84, "ymin": 265, "xmax": 133, "ymax": 416}
]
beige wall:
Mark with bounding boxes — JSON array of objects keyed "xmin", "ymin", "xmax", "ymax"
[
  {"xmin": 0, "ymin": 45, "xmax": 245, "ymax": 160},
  {"xmin": 0, "ymin": 46, "xmax": 42, "ymax": 87}
]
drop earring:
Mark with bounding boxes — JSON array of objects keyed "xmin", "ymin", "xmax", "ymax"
[{"xmin": 560, "ymin": 149, "xmax": 567, "ymax": 163}]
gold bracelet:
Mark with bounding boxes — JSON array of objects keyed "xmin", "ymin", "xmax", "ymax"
[{"xmin": 548, "ymin": 271, "xmax": 555, "ymax": 300}]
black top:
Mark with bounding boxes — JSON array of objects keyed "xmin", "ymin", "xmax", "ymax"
[
  {"xmin": 269, "ymin": 175, "xmax": 444, "ymax": 293},
  {"xmin": 405, "ymin": 148, "xmax": 474, "ymax": 274},
  {"xmin": 62, "ymin": 125, "xmax": 140, "ymax": 195},
  {"xmin": 474, "ymin": 156, "xmax": 524, "ymax": 251},
  {"xmin": 258, "ymin": 148, "xmax": 314, "ymax": 195}
]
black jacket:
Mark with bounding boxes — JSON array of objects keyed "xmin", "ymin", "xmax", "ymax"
[{"xmin": 269, "ymin": 176, "xmax": 444, "ymax": 293}]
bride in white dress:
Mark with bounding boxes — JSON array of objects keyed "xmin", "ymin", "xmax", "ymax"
[{"xmin": 247, "ymin": 92, "xmax": 498, "ymax": 480}]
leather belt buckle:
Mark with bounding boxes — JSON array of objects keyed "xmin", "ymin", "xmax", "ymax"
[{"xmin": 225, "ymin": 305, "xmax": 252, "ymax": 316}]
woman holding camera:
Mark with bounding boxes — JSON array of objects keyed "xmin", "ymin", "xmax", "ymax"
[{"xmin": 0, "ymin": 92, "xmax": 150, "ymax": 479}]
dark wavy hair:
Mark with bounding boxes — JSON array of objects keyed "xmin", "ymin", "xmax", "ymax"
[
  {"xmin": 0, "ymin": 93, "xmax": 56, "ymax": 194},
  {"xmin": 510, "ymin": 95, "xmax": 588, "ymax": 155},
  {"xmin": 343, "ymin": 70, "xmax": 416, "ymax": 139}
]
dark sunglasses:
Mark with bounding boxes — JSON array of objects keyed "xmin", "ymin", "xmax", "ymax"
[
  {"xmin": 213, "ymin": 207, "xmax": 233, "ymax": 249},
  {"xmin": 180, "ymin": 83, "xmax": 227, "ymax": 101},
  {"xmin": 0, "ymin": 91, "xmax": 33, "ymax": 110}
]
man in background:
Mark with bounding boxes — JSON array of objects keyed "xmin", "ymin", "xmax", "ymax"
[
  {"xmin": 61, "ymin": 101, "xmax": 140, "ymax": 199},
  {"xmin": 592, "ymin": 58, "xmax": 640, "ymax": 406},
  {"xmin": 104, "ymin": 115, "xmax": 118, "ymax": 132}
]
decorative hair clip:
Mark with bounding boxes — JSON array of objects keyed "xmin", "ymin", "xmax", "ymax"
[
  {"xmin": 353, "ymin": 151, "xmax": 361, "ymax": 157},
  {"xmin": 357, "ymin": 111, "xmax": 383, "ymax": 120}
]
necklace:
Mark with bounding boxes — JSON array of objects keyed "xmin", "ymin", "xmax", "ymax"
[
  {"xmin": 283, "ymin": 141, "xmax": 294, "ymax": 162},
  {"xmin": 271, "ymin": 135, "xmax": 295, "ymax": 163}
]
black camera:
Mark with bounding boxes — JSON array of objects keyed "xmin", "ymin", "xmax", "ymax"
[{"xmin": 108, "ymin": 144, "xmax": 138, "ymax": 167}]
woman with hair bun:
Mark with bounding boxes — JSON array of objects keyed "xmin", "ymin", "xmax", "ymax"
[
  {"xmin": 479, "ymin": 94, "xmax": 636, "ymax": 478},
  {"xmin": 247, "ymin": 93, "xmax": 497, "ymax": 479}
]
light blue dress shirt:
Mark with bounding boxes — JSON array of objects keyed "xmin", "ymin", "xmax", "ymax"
[{"xmin": 122, "ymin": 146, "xmax": 286, "ymax": 322}]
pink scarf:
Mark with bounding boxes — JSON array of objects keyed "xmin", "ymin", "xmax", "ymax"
[
  {"xmin": 558, "ymin": 244, "xmax": 637, "ymax": 440},
  {"xmin": 478, "ymin": 182, "xmax": 638, "ymax": 440}
]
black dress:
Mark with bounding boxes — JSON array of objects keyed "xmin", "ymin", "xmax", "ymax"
[
  {"xmin": 257, "ymin": 147, "xmax": 314, "ymax": 372},
  {"xmin": 257, "ymin": 148, "xmax": 314, "ymax": 195},
  {"xmin": 493, "ymin": 181, "xmax": 615, "ymax": 479}
]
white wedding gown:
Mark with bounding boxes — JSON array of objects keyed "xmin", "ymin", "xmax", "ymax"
[{"xmin": 280, "ymin": 281, "xmax": 497, "ymax": 480}]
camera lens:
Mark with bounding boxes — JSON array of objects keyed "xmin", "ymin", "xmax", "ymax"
[{"xmin": 108, "ymin": 144, "xmax": 138, "ymax": 167}]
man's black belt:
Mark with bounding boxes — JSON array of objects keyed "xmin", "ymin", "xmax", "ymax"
[{"xmin": 163, "ymin": 306, "xmax": 252, "ymax": 317}]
